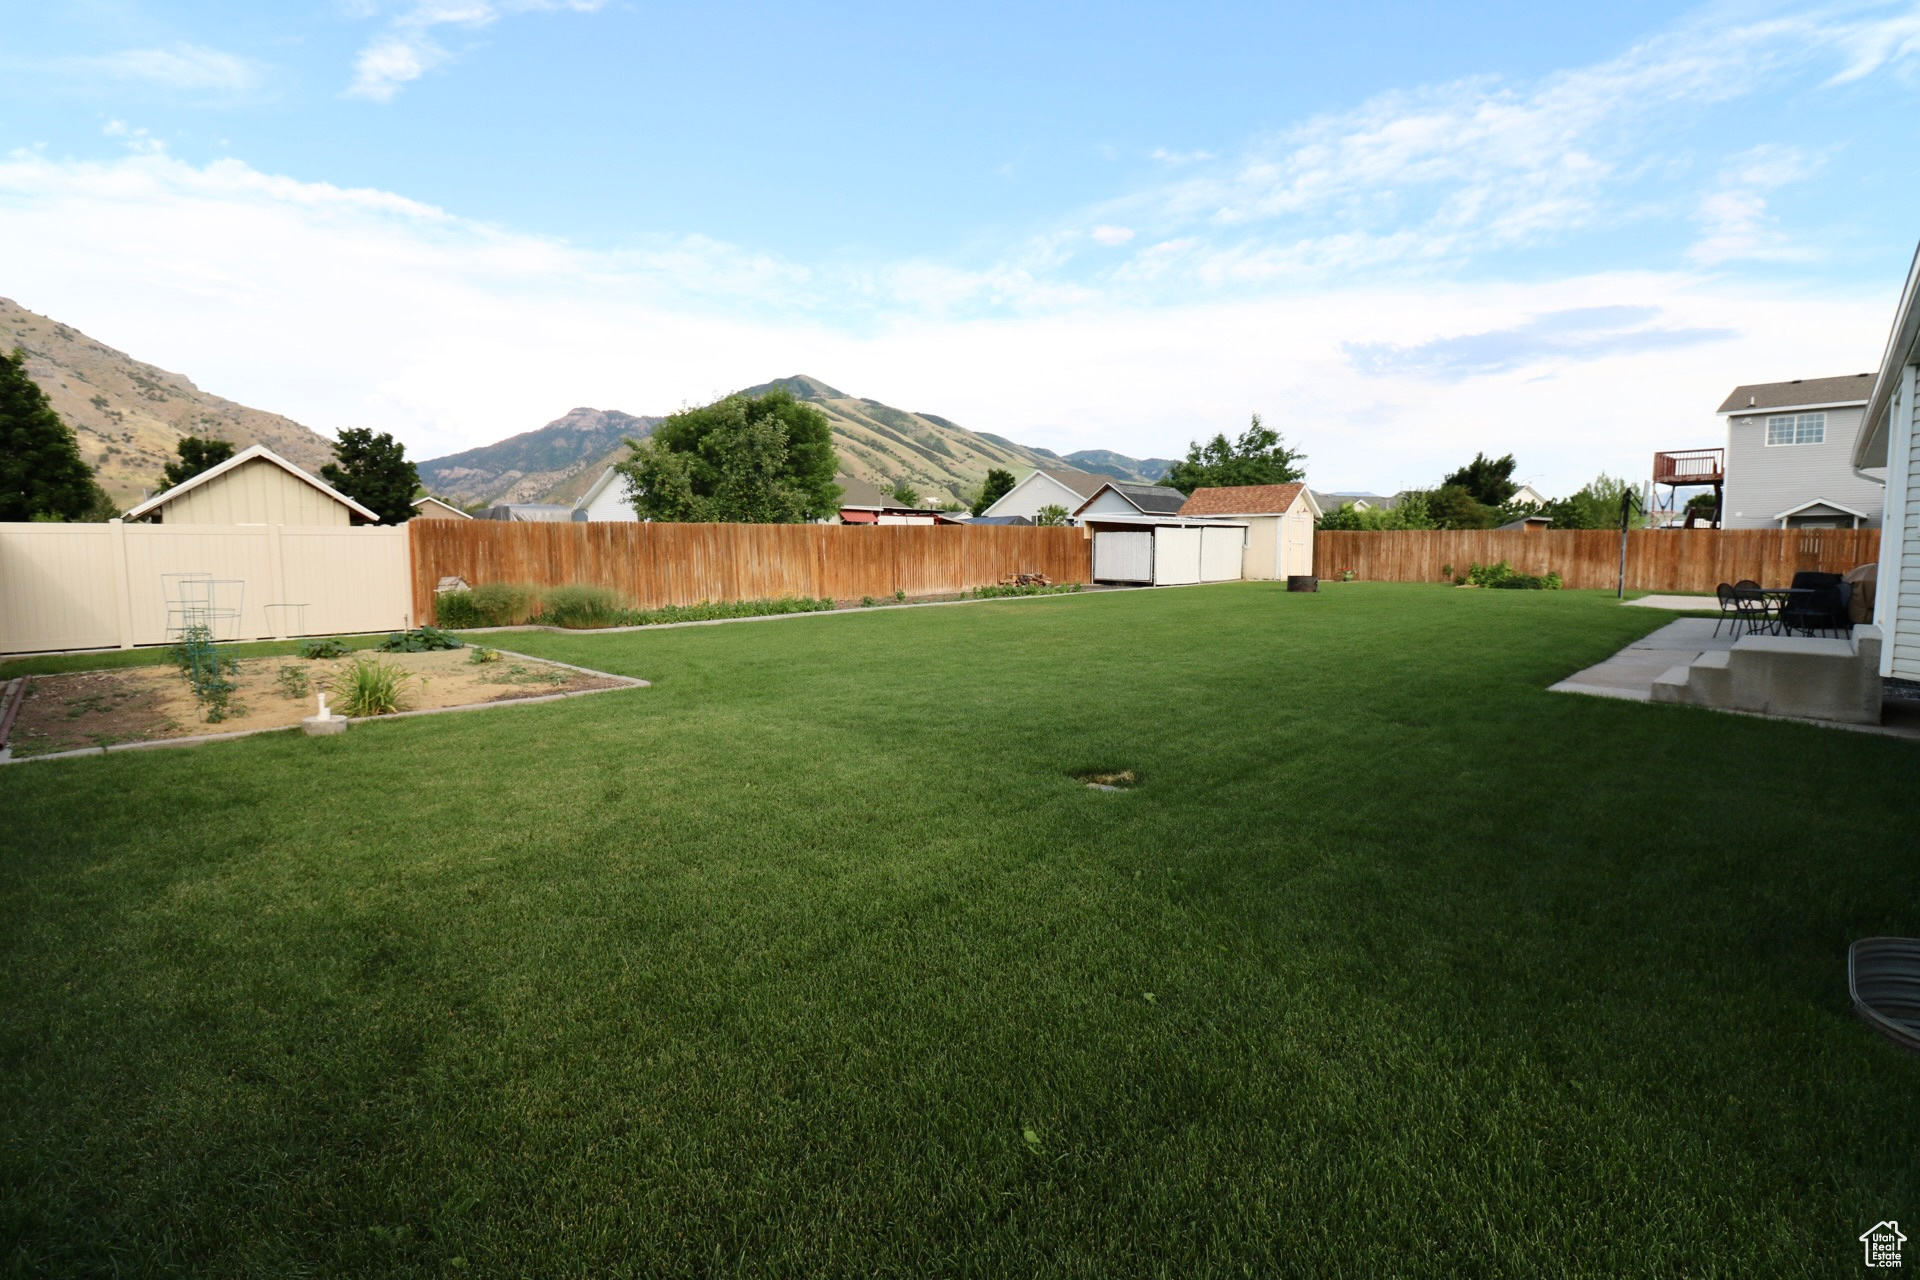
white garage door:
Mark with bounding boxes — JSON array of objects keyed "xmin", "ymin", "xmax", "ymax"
[
  {"xmin": 1199, "ymin": 527, "xmax": 1243, "ymax": 582},
  {"xmin": 1092, "ymin": 530, "xmax": 1153, "ymax": 582},
  {"xmin": 1153, "ymin": 527, "xmax": 1203, "ymax": 584}
]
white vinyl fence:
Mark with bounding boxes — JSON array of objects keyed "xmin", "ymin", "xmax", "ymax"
[{"xmin": 0, "ymin": 522, "xmax": 412, "ymax": 655}]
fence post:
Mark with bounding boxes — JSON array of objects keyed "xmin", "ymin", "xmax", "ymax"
[{"xmin": 107, "ymin": 519, "xmax": 135, "ymax": 649}]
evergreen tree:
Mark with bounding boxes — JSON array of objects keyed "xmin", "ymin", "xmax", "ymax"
[
  {"xmin": 0, "ymin": 346, "xmax": 114, "ymax": 521},
  {"xmin": 320, "ymin": 428, "xmax": 418, "ymax": 524},
  {"xmin": 1162, "ymin": 414, "xmax": 1305, "ymax": 495},
  {"xmin": 1440, "ymin": 452, "xmax": 1519, "ymax": 507},
  {"xmin": 972, "ymin": 467, "xmax": 1016, "ymax": 515},
  {"xmin": 160, "ymin": 436, "xmax": 236, "ymax": 490}
]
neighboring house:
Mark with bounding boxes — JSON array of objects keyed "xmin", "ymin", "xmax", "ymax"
[
  {"xmin": 1509, "ymin": 484, "xmax": 1547, "ymax": 508},
  {"xmin": 411, "ymin": 496, "xmax": 471, "ymax": 521},
  {"xmin": 1495, "ymin": 515, "xmax": 1553, "ymax": 533},
  {"xmin": 124, "ymin": 444, "xmax": 378, "ymax": 526},
  {"xmin": 1718, "ymin": 373, "xmax": 1883, "ymax": 529},
  {"xmin": 1853, "ymin": 240, "xmax": 1920, "ymax": 680},
  {"xmin": 834, "ymin": 476, "xmax": 962, "ymax": 525},
  {"xmin": 1312, "ymin": 490, "xmax": 1394, "ymax": 512},
  {"xmin": 1073, "ymin": 482, "xmax": 1189, "ymax": 521},
  {"xmin": 572, "ymin": 467, "xmax": 638, "ymax": 522},
  {"xmin": 479, "ymin": 503, "xmax": 575, "ymax": 521},
  {"xmin": 1177, "ymin": 482, "xmax": 1322, "ymax": 579},
  {"xmin": 978, "ymin": 467, "xmax": 1105, "ymax": 522}
]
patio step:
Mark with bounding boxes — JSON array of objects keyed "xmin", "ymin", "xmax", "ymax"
[{"xmin": 1651, "ymin": 628, "xmax": 1883, "ymax": 724}]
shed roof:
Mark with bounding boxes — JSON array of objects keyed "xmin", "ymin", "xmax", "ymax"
[
  {"xmin": 1716, "ymin": 373, "xmax": 1874, "ymax": 414},
  {"xmin": 124, "ymin": 444, "xmax": 379, "ymax": 522},
  {"xmin": 1179, "ymin": 482, "xmax": 1311, "ymax": 517},
  {"xmin": 411, "ymin": 495, "xmax": 471, "ymax": 519}
]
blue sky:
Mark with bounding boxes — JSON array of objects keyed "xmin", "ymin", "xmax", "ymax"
[{"xmin": 3, "ymin": 1, "xmax": 1918, "ymax": 491}]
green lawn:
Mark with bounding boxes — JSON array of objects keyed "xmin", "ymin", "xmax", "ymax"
[{"xmin": 3, "ymin": 583, "xmax": 1916, "ymax": 1277}]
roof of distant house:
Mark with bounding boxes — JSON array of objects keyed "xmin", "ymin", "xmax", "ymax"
[
  {"xmin": 1075, "ymin": 481, "xmax": 1189, "ymax": 516},
  {"xmin": 1495, "ymin": 515, "xmax": 1553, "ymax": 531},
  {"xmin": 1032, "ymin": 467, "xmax": 1108, "ymax": 500},
  {"xmin": 1179, "ymin": 482, "xmax": 1310, "ymax": 517},
  {"xmin": 1716, "ymin": 373, "xmax": 1874, "ymax": 414}
]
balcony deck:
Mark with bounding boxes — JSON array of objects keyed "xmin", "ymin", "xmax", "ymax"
[{"xmin": 1653, "ymin": 448, "xmax": 1724, "ymax": 487}]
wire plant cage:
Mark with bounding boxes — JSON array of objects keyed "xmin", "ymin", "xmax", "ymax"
[{"xmin": 162, "ymin": 573, "xmax": 246, "ymax": 720}]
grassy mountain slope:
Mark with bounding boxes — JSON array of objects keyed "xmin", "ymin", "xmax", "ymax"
[
  {"xmin": 1062, "ymin": 449, "xmax": 1179, "ymax": 484},
  {"xmin": 1, "ymin": 298, "xmax": 337, "ymax": 507},
  {"xmin": 417, "ymin": 407, "xmax": 660, "ymax": 506}
]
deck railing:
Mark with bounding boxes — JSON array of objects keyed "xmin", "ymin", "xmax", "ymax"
[{"xmin": 1653, "ymin": 449, "xmax": 1725, "ymax": 486}]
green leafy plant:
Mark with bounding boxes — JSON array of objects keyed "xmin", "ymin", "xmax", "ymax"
[
  {"xmin": 376, "ymin": 626, "xmax": 463, "ymax": 653},
  {"xmin": 434, "ymin": 590, "xmax": 483, "ymax": 629},
  {"xmin": 537, "ymin": 585, "xmax": 625, "ymax": 629},
  {"xmin": 275, "ymin": 665, "xmax": 311, "ymax": 699},
  {"xmin": 1034, "ymin": 504, "xmax": 1071, "ymax": 527},
  {"xmin": 1491, "ymin": 571, "xmax": 1563, "ymax": 590},
  {"xmin": 861, "ymin": 596, "xmax": 879, "ymax": 608},
  {"xmin": 971, "ymin": 582, "xmax": 1085, "ymax": 599},
  {"xmin": 893, "ymin": 589, "xmax": 906, "ymax": 604},
  {"xmin": 299, "ymin": 637, "xmax": 350, "ymax": 660},
  {"xmin": 604, "ymin": 597, "xmax": 835, "ymax": 627},
  {"xmin": 466, "ymin": 646, "xmax": 501, "ymax": 665},
  {"xmin": 466, "ymin": 582, "xmax": 539, "ymax": 627},
  {"xmin": 334, "ymin": 657, "xmax": 412, "ymax": 717},
  {"xmin": 1466, "ymin": 560, "xmax": 1514, "ymax": 588},
  {"xmin": 1339, "ymin": 569, "xmax": 1357, "ymax": 582}
]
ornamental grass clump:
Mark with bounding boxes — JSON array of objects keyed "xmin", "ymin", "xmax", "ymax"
[
  {"xmin": 333, "ymin": 657, "xmax": 412, "ymax": 717},
  {"xmin": 537, "ymin": 585, "xmax": 626, "ymax": 629}
]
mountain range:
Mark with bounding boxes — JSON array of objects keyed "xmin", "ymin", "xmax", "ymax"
[
  {"xmin": 1, "ymin": 297, "xmax": 337, "ymax": 506},
  {"xmin": 5, "ymin": 299, "xmax": 1179, "ymax": 512}
]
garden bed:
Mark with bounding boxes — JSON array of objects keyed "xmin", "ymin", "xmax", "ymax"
[{"xmin": 3, "ymin": 648, "xmax": 621, "ymax": 758}]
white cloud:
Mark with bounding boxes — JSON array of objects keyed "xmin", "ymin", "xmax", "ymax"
[
  {"xmin": 65, "ymin": 44, "xmax": 265, "ymax": 93},
  {"xmin": 347, "ymin": 0, "xmax": 607, "ymax": 102},
  {"xmin": 1089, "ymin": 225, "xmax": 1135, "ymax": 246},
  {"xmin": 1150, "ymin": 148, "xmax": 1215, "ymax": 164},
  {"xmin": 0, "ymin": 149, "xmax": 1891, "ymax": 498}
]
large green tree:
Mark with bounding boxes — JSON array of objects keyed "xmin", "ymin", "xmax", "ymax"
[
  {"xmin": 615, "ymin": 389, "xmax": 841, "ymax": 523},
  {"xmin": 972, "ymin": 467, "xmax": 1016, "ymax": 516},
  {"xmin": 1542, "ymin": 473, "xmax": 1645, "ymax": 530},
  {"xmin": 1441, "ymin": 452, "xmax": 1519, "ymax": 507},
  {"xmin": 1, "ymin": 347, "xmax": 114, "ymax": 521},
  {"xmin": 1316, "ymin": 491, "xmax": 1436, "ymax": 531},
  {"xmin": 1162, "ymin": 414, "xmax": 1305, "ymax": 495},
  {"xmin": 320, "ymin": 428, "xmax": 418, "ymax": 525},
  {"xmin": 160, "ymin": 436, "xmax": 236, "ymax": 491}
]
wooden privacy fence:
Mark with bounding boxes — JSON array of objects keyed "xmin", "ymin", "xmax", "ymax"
[
  {"xmin": 1314, "ymin": 528, "xmax": 1881, "ymax": 593},
  {"xmin": 408, "ymin": 520, "xmax": 1094, "ymax": 622}
]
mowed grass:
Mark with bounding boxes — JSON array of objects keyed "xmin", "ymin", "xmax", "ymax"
[{"xmin": 3, "ymin": 582, "xmax": 1917, "ymax": 1277}]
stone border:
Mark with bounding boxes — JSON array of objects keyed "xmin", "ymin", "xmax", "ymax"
[{"xmin": 0, "ymin": 647, "xmax": 647, "ymax": 767}]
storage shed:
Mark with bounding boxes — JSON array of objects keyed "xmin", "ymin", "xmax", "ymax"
[
  {"xmin": 1176, "ymin": 483, "xmax": 1321, "ymax": 579},
  {"xmin": 1084, "ymin": 516, "xmax": 1247, "ymax": 585},
  {"xmin": 124, "ymin": 444, "xmax": 379, "ymax": 526},
  {"xmin": 411, "ymin": 496, "xmax": 472, "ymax": 521}
]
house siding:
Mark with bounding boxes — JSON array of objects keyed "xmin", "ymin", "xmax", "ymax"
[
  {"xmin": 157, "ymin": 458, "xmax": 354, "ymax": 526},
  {"xmin": 1722, "ymin": 404, "xmax": 1885, "ymax": 529},
  {"xmin": 578, "ymin": 474, "xmax": 638, "ymax": 522},
  {"xmin": 1892, "ymin": 366, "xmax": 1920, "ymax": 679},
  {"xmin": 980, "ymin": 472, "xmax": 1093, "ymax": 522},
  {"xmin": 1077, "ymin": 489, "xmax": 1148, "ymax": 519}
]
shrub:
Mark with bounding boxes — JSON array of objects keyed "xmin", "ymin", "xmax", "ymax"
[
  {"xmin": 970, "ymin": 582, "xmax": 1085, "ymax": 599},
  {"xmin": 434, "ymin": 590, "xmax": 483, "ymax": 628},
  {"xmin": 377, "ymin": 626, "xmax": 463, "ymax": 653},
  {"xmin": 861, "ymin": 596, "xmax": 879, "ymax": 608},
  {"xmin": 467, "ymin": 646, "xmax": 502, "ymax": 665},
  {"xmin": 609, "ymin": 597, "xmax": 834, "ymax": 627},
  {"xmin": 299, "ymin": 637, "xmax": 350, "ymax": 659},
  {"xmin": 1491, "ymin": 571, "xmax": 1563, "ymax": 591},
  {"xmin": 1466, "ymin": 560, "xmax": 1514, "ymax": 588},
  {"xmin": 333, "ymin": 657, "xmax": 412, "ymax": 717},
  {"xmin": 467, "ymin": 582, "xmax": 539, "ymax": 628},
  {"xmin": 538, "ymin": 584, "xmax": 625, "ymax": 629}
]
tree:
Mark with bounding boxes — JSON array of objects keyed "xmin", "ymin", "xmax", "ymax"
[
  {"xmin": 320, "ymin": 428, "xmax": 418, "ymax": 525},
  {"xmin": 1, "ymin": 346, "xmax": 114, "ymax": 521},
  {"xmin": 1162, "ymin": 413, "xmax": 1306, "ymax": 495},
  {"xmin": 1541, "ymin": 473, "xmax": 1643, "ymax": 530},
  {"xmin": 1441, "ymin": 452, "xmax": 1519, "ymax": 507},
  {"xmin": 1424, "ymin": 484, "xmax": 1495, "ymax": 530},
  {"xmin": 160, "ymin": 436, "xmax": 235, "ymax": 491},
  {"xmin": 972, "ymin": 467, "xmax": 1016, "ymax": 516},
  {"xmin": 1316, "ymin": 491, "xmax": 1435, "ymax": 531},
  {"xmin": 615, "ymin": 389, "xmax": 841, "ymax": 523},
  {"xmin": 1035, "ymin": 504, "xmax": 1070, "ymax": 527},
  {"xmin": 890, "ymin": 480, "xmax": 920, "ymax": 507}
]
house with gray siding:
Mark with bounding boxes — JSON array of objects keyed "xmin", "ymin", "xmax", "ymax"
[
  {"xmin": 1717, "ymin": 374, "xmax": 1884, "ymax": 529},
  {"xmin": 1852, "ymin": 240, "xmax": 1920, "ymax": 681}
]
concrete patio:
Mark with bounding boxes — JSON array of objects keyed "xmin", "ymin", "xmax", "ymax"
[{"xmin": 1552, "ymin": 617, "xmax": 1920, "ymax": 739}]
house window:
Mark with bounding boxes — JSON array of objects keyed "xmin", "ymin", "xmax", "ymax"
[{"xmin": 1765, "ymin": 412, "xmax": 1825, "ymax": 446}]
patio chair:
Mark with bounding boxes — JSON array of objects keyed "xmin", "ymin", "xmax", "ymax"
[
  {"xmin": 1713, "ymin": 582, "xmax": 1740, "ymax": 638},
  {"xmin": 1729, "ymin": 578, "xmax": 1772, "ymax": 637}
]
